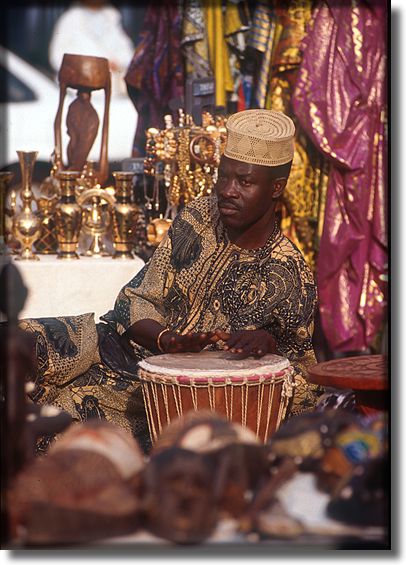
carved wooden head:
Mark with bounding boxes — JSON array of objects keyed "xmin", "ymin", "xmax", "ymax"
[{"xmin": 141, "ymin": 447, "xmax": 219, "ymax": 544}]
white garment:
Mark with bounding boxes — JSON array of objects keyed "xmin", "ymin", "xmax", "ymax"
[{"xmin": 49, "ymin": 4, "xmax": 135, "ymax": 96}]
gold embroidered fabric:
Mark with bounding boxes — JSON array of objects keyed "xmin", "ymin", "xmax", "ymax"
[{"xmin": 246, "ymin": 0, "xmax": 330, "ymax": 271}]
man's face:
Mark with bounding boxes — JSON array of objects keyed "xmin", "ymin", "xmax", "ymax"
[{"xmin": 214, "ymin": 156, "xmax": 277, "ymax": 233}]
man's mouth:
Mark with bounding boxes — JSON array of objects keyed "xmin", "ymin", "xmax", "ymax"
[{"xmin": 218, "ymin": 202, "xmax": 239, "ymax": 215}]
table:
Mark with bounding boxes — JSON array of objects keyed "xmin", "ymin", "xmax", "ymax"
[
  {"xmin": 308, "ymin": 355, "xmax": 388, "ymax": 416},
  {"xmin": 9, "ymin": 254, "xmax": 144, "ymax": 321}
]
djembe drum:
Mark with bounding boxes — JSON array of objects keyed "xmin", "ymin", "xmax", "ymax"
[{"xmin": 138, "ymin": 351, "xmax": 295, "ymax": 444}]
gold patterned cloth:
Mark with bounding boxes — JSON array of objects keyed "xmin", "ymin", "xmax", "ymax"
[
  {"xmin": 108, "ymin": 195, "xmax": 322, "ymax": 415},
  {"xmin": 246, "ymin": 0, "xmax": 329, "ymax": 271},
  {"xmin": 267, "ymin": 1, "xmax": 330, "ymax": 273},
  {"xmin": 19, "ymin": 313, "xmax": 150, "ymax": 452}
]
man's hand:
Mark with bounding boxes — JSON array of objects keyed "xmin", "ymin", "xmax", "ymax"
[
  {"xmin": 160, "ymin": 331, "xmax": 219, "ymax": 354},
  {"xmin": 214, "ymin": 329, "xmax": 277, "ymax": 359}
]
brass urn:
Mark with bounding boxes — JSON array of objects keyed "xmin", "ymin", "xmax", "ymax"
[
  {"xmin": 0, "ymin": 171, "xmax": 14, "ymax": 255},
  {"xmin": 13, "ymin": 151, "xmax": 41, "ymax": 261},
  {"xmin": 54, "ymin": 171, "xmax": 83, "ymax": 259},
  {"xmin": 146, "ymin": 216, "xmax": 172, "ymax": 247},
  {"xmin": 111, "ymin": 171, "xmax": 139, "ymax": 259}
]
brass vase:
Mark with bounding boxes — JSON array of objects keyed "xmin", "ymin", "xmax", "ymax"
[
  {"xmin": 13, "ymin": 151, "xmax": 41, "ymax": 261},
  {"xmin": 0, "ymin": 171, "xmax": 14, "ymax": 255},
  {"xmin": 54, "ymin": 171, "xmax": 82, "ymax": 259},
  {"xmin": 111, "ymin": 171, "xmax": 139, "ymax": 259},
  {"xmin": 34, "ymin": 196, "xmax": 59, "ymax": 254}
]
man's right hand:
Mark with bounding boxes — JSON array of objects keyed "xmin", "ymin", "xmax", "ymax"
[{"xmin": 160, "ymin": 330, "xmax": 219, "ymax": 353}]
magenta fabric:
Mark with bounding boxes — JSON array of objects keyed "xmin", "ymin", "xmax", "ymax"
[{"xmin": 292, "ymin": 0, "xmax": 387, "ymax": 352}]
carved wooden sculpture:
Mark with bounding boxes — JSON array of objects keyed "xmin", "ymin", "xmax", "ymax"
[
  {"xmin": 8, "ymin": 421, "xmax": 145, "ymax": 545},
  {"xmin": 54, "ymin": 53, "xmax": 111, "ymax": 186}
]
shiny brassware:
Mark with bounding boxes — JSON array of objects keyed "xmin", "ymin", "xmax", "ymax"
[
  {"xmin": 13, "ymin": 151, "xmax": 41, "ymax": 261},
  {"xmin": 146, "ymin": 216, "xmax": 172, "ymax": 247},
  {"xmin": 34, "ymin": 196, "xmax": 59, "ymax": 254},
  {"xmin": 77, "ymin": 186, "xmax": 115, "ymax": 257},
  {"xmin": 0, "ymin": 171, "xmax": 14, "ymax": 255},
  {"xmin": 54, "ymin": 171, "xmax": 82, "ymax": 259},
  {"xmin": 111, "ymin": 171, "xmax": 139, "ymax": 259}
]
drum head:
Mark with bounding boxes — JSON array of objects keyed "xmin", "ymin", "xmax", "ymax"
[{"xmin": 139, "ymin": 350, "xmax": 290, "ymax": 379}]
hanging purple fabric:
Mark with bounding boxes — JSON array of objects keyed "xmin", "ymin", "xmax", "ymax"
[
  {"xmin": 292, "ymin": 0, "xmax": 387, "ymax": 352},
  {"xmin": 125, "ymin": 2, "xmax": 184, "ymax": 156}
]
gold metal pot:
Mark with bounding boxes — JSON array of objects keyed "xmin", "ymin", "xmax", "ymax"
[{"xmin": 146, "ymin": 216, "xmax": 172, "ymax": 247}]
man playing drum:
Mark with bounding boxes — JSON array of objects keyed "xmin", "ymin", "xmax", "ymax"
[{"xmin": 19, "ymin": 109, "xmax": 322, "ymax": 452}]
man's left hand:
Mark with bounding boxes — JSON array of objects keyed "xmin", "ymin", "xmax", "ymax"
[{"xmin": 214, "ymin": 329, "xmax": 277, "ymax": 358}]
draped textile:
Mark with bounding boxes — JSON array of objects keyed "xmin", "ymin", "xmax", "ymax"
[
  {"xmin": 223, "ymin": 0, "xmax": 251, "ymax": 108},
  {"xmin": 181, "ymin": 0, "xmax": 212, "ymax": 79},
  {"xmin": 204, "ymin": 0, "xmax": 234, "ymax": 108},
  {"xmin": 266, "ymin": 0, "xmax": 330, "ymax": 272},
  {"xmin": 246, "ymin": 0, "xmax": 329, "ymax": 271},
  {"xmin": 18, "ymin": 314, "xmax": 151, "ymax": 452},
  {"xmin": 292, "ymin": 0, "xmax": 388, "ymax": 352},
  {"xmin": 125, "ymin": 2, "xmax": 184, "ymax": 156},
  {"xmin": 246, "ymin": 0, "xmax": 277, "ymax": 109}
]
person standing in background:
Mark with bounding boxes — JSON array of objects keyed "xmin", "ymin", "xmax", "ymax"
[{"xmin": 48, "ymin": 0, "xmax": 135, "ymax": 97}]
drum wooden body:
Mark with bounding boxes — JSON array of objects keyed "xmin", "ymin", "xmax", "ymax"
[{"xmin": 138, "ymin": 351, "xmax": 295, "ymax": 443}]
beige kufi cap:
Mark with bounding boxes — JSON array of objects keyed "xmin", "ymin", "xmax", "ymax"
[{"xmin": 224, "ymin": 109, "xmax": 295, "ymax": 167}]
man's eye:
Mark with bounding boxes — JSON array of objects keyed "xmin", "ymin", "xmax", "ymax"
[{"xmin": 240, "ymin": 179, "xmax": 251, "ymax": 186}]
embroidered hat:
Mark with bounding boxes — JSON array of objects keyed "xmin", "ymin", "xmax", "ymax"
[{"xmin": 224, "ymin": 109, "xmax": 295, "ymax": 167}]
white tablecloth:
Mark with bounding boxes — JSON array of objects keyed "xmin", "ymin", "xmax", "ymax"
[{"xmin": 11, "ymin": 254, "xmax": 144, "ymax": 321}]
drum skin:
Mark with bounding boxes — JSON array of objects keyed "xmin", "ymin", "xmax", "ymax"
[{"xmin": 138, "ymin": 351, "xmax": 295, "ymax": 444}]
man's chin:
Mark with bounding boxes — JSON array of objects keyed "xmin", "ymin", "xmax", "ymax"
[{"xmin": 219, "ymin": 216, "xmax": 242, "ymax": 230}]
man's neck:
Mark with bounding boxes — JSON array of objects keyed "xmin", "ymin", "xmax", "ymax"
[{"xmin": 226, "ymin": 209, "xmax": 278, "ymax": 250}]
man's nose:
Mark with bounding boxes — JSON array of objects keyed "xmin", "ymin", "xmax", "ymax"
[{"xmin": 218, "ymin": 178, "xmax": 239, "ymax": 199}]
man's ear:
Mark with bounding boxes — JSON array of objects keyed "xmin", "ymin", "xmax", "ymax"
[{"xmin": 272, "ymin": 178, "xmax": 287, "ymax": 199}]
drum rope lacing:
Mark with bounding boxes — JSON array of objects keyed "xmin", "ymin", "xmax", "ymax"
[{"xmin": 139, "ymin": 366, "xmax": 295, "ymax": 442}]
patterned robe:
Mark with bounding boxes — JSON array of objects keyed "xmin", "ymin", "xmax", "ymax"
[{"xmin": 21, "ymin": 195, "xmax": 321, "ymax": 452}]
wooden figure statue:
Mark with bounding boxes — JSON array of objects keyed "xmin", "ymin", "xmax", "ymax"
[{"xmin": 54, "ymin": 53, "xmax": 111, "ymax": 186}]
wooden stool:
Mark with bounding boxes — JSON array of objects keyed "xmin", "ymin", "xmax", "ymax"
[{"xmin": 308, "ymin": 355, "xmax": 388, "ymax": 416}]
